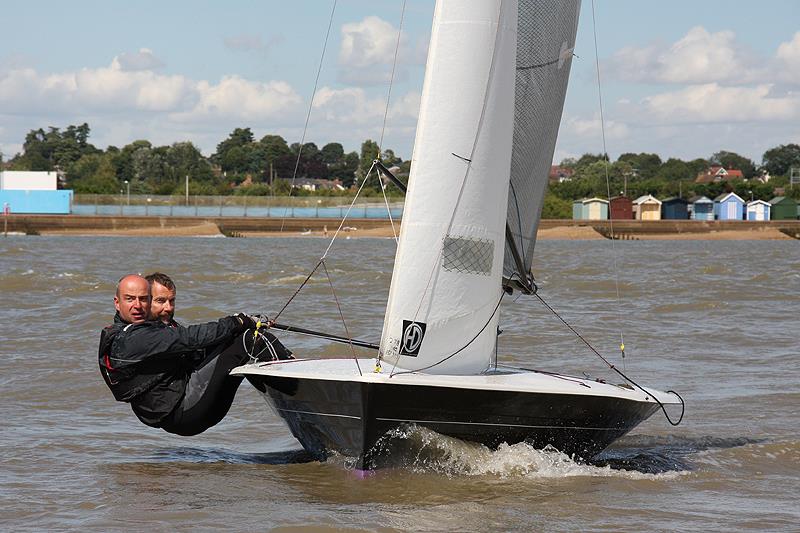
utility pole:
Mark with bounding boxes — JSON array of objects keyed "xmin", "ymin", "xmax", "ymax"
[{"xmin": 185, "ymin": 175, "xmax": 189, "ymax": 206}]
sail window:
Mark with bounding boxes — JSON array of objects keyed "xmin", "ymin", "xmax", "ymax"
[{"xmin": 441, "ymin": 236, "xmax": 494, "ymax": 276}]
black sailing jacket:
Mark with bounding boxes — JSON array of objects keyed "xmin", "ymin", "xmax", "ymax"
[{"xmin": 98, "ymin": 313, "xmax": 245, "ymax": 426}]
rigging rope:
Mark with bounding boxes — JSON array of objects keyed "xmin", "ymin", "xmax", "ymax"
[
  {"xmin": 374, "ymin": 0, "xmax": 406, "ymax": 242},
  {"xmin": 591, "ymin": 0, "xmax": 627, "ymax": 370},
  {"xmin": 279, "ymin": 0, "xmax": 338, "ymax": 233},
  {"xmin": 377, "ymin": 0, "xmax": 406, "ymax": 155},
  {"xmin": 321, "ymin": 260, "xmax": 362, "ymax": 376},
  {"xmin": 534, "ymin": 292, "xmax": 684, "ymax": 426}
]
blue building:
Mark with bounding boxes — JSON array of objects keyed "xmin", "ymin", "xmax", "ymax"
[
  {"xmin": 0, "ymin": 189, "xmax": 73, "ymax": 214},
  {"xmin": 572, "ymin": 198, "xmax": 609, "ymax": 220},
  {"xmin": 714, "ymin": 192, "xmax": 745, "ymax": 221},
  {"xmin": 661, "ymin": 197, "xmax": 689, "ymax": 219},
  {"xmin": 689, "ymin": 195, "xmax": 714, "ymax": 220},
  {"xmin": 0, "ymin": 171, "xmax": 72, "ymax": 214}
]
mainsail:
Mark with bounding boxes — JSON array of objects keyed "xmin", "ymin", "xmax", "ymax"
[
  {"xmin": 379, "ymin": 0, "xmax": 578, "ymax": 375},
  {"xmin": 504, "ymin": 0, "xmax": 580, "ymax": 289}
]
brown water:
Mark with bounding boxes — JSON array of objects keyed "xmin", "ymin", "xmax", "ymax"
[{"xmin": 1, "ymin": 235, "xmax": 798, "ymax": 531}]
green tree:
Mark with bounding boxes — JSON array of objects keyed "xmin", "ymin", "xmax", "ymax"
[
  {"xmin": 541, "ymin": 192, "xmax": 572, "ymax": 218},
  {"xmin": 67, "ymin": 153, "xmax": 120, "ymax": 193},
  {"xmin": 618, "ymin": 152, "xmax": 662, "ymax": 179},
  {"xmin": 356, "ymin": 139, "xmax": 380, "ymax": 184},
  {"xmin": 213, "ymin": 127, "xmax": 255, "ymax": 172},
  {"xmin": 320, "ymin": 142, "xmax": 345, "ymax": 165},
  {"xmin": 659, "ymin": 158, "xmax": 693, "ymax": 182},
  {"xmin": 762, "ymin": 143, "xmax": 800, "ymax": 177}
]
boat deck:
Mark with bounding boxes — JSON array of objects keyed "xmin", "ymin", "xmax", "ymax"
[{"xmin": 231, "ymin": 358, "xmax": 680, "ymax": 405}]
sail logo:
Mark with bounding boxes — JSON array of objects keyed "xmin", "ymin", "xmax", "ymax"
[{"xmin": 400, "ymin": 320, "xmax": 426, "ymax": 356}]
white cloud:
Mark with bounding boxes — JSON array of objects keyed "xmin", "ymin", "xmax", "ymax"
[
  {"xmin": 338, "ymin": 16, "xmax": 416, "ymax": 85},
  {"xmin": 642, "ymin": 83, "xmax": 800, "ymax": 123},
  {"xmin": 565, "ymin": 116, "xmax": 629, "ymax": 140},
  {"xmin": 340, "ymin": 16, "xmax": 399, "ymax": 69},
  {"xmin": 312, "ymin": 86, "xmax": 419, "ymax": 126},
  {"xmin": 112, "ymin": 48, "xmax": 164, "ymax": 71},
  {"xmin": 610, "ymin": 26, "xmax": 751, "ymax": 85},
  {"xmin": 0, "ymin": 60, "xmax": 302, "ymax": 121},
  {"xmin": 176, "ymin": 76, "xmax": 301, "ymax": 122},
  {"xmin": 776, "ymin": 31, "xmax": 800, "ymax": 82}
]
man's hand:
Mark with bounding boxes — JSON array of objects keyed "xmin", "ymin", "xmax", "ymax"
[
  {"xmin": 233, "ymin": 313, "xmax": 270, "ymax": 330},
  {"xmin": 233, "ymin": 313, "xmax": 258, "ymax": 330}
]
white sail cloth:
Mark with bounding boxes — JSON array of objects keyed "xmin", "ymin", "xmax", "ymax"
[
  {"xmin": 379, "ymin": 0, "xmax": 579, "ymax": 375},
  {"xmin": 379, "ymin": 0, "xmax": 517, "ymax": 374}
]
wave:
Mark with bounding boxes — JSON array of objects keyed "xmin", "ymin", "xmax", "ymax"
[
  {"xmin": 346, "ymin": 426, "xmax": 750, "ymax": 478},
  {"xmin": 146, "ymin": 446, "xmax": 314, "ymax": 465}
]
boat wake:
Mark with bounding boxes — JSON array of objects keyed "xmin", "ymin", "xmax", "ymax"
[{"xmin": 348, "ymin": 425, "xmax": 761, "ymax": 479}]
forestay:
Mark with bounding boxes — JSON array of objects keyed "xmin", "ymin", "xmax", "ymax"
[{"xmin": 504, "ymin": 0, "xmax": 580, "ymax": 289}]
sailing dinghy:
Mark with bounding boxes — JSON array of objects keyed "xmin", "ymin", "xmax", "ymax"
[{"xmin": 233, "ymin": 0, "xmax": 682, "ymax": 469}]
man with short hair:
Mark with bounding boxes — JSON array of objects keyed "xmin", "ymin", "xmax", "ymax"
[
  {"xmin": 145, "ymin": 272, "xmax": 176, "ymax": 325},
  {"xmin": 99, "ymin": 274, "xmax": 291, "ymax": 436}
]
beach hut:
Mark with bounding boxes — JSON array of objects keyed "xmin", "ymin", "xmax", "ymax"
[
  {"xmin": 769, "ymin": 196, "xmax": 798, "ymax": 220},
  {"xmin": 632, "ymin": 195, "xmax": 662, "ymax": 220},
  {"xmin": 689, "ymin": 195, "xmax": 714, "ymax": 220},
  {"xmin": 714, "ymin": 192, "xmax": 745, "ymax": 220},
  {"xmin": 661, "ymin": 197, "xmax": 689, "ymax": 219},
  {"xmin": 609, "ymin": 196, "xmax": 633, "ymax": 220},
  {"xmin": 572, "ymin": 200, "xmax": 585, "ymax": 220},
  {"xmin": 746, "ymin": 200, "xmax": 771, "ymax": 221},
  {"xmin": 573, "ymin": 197, "xmax": 608, "ymax": 220}
]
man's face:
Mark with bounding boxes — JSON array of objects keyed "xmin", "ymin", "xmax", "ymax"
[
  {"xmin": 114, "ymin": 275, "xmax": 151, "ymax": 323},
  {"xmin": 150, "ymin": 281, "xmax": 176, "ymax": 324}
]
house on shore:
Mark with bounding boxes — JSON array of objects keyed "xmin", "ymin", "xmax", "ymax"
[
  {"xmin": 549, "ymin": 165, "xmax": 575, "ymax": 184},
  {"xmin": 689, "ymin": 195, "xmax": 714, "ymax": 220},
  {"xmin": 694, "ymin": 165, "xmax": 745, "ymax": 184},
  {"xmin": 572, "ymin": 197, "xmax": 609, "ymax": 220},
  {"xmin": 746, "ymin": 200, "xmax": 771, "ymax": 221},
  {"xmin": 769, "ymin": 196, "xmax": 798, "ymax": 220},
  {"xmin": 714, "ymin": 192, "xmax": 745, "ymax": 220},
  {"xmin": 632, "ymin": 194, "xmax": 662, "ymax": 220},
  {"xmin": 661, "ymin": 197, "xmax": 689, "ymax": 219},
  {"xmin": 609, "ymin": 196, "xmax": 632, "ymax": 220}
]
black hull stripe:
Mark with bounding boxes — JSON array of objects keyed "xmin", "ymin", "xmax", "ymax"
[
  {"xmin": 375, "ymin": 417, "xmax": 634, "ymax": 432},
  {"xmin": 274, "ymin": 407, "xmax": 636, "ymax": 432}
]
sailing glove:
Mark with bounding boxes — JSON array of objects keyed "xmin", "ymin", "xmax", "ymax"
[{"xmin": 233, "ymin": 313, "xmax": 259, "ymax": 331}]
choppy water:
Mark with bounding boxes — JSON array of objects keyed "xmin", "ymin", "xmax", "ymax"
[{"xmin": 1, "ymin": 235, "xmax": 798, "ymax": 531}]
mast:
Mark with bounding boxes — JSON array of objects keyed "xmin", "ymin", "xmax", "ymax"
[{"xmin": 379, "ymin": 0, "xmax": 518, "ymax": 375}]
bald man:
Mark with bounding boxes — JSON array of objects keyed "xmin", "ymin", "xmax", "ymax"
[{"xmin": 98, "ymin": 274, "xmax": 291, "ymax": 436}]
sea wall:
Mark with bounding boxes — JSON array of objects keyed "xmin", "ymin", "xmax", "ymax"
[{"xmin": 3, "ymin": 214, "xmax": 799, "ymax": 238}]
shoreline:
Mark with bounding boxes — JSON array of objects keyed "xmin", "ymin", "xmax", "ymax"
[{"xmin": 3, "ymin": 215, "xmax": 798, "ymax": 240}]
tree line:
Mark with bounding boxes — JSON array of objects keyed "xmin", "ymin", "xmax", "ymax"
[
  {"xmin": 542, "ymin": 147, "xmax": 800, "ymax": 218},
  {"xmin": 1, "ymin": 124, "xmax": 408, "ymax": 197},
  {"xmin": 2, "ymin": 123, "xmax": 799, "ymax": 217}
]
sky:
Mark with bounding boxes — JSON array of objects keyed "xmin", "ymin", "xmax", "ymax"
[{"xmin": 1, "ymin": 0, "xmax": 798, "ymax": 165}]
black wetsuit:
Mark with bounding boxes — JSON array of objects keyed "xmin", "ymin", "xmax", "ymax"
[{"xmin": 98, "ymin": 313, "xmax": 291, "ymax": 436}]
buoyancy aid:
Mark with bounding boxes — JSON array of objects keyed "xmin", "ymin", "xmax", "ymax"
[{"xmin": 98, "ymin": 320, "xmax": 188, "ymax": 403}]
